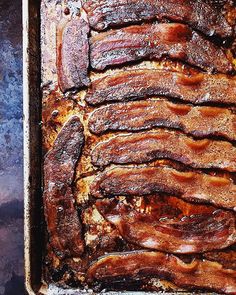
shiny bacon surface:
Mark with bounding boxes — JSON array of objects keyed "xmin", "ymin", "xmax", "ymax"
[
  {"xmin": 96, "ymin": 196, "xmax": 236, "ymax": 253},
  {"xmin": 88, "ymin": 99, "xmax": 236, "ymax": 140},
  {"xmin": 86, "ymin": 70, "xmax": 236, "ymax": 105},
  {"xmin": 83, "ymin": 0, "xmax": 232, "ymax": 38},
  {"xmin": 87, "ymin": 251, "xmax": 236, "ymax": 293},
  {"xmin": 90, "ymin": 166, "xmax": 236, "ymax": 210},
  {"xmin": 91, "ymin": 130, "xmax": 236, "ymax": 171},
  {"xmin": 42, "ymin": 0, "xmax": 236, "ymax": 292},
  {"xmin": 90, "ymin": 23, "xmax": 233, "ymax": 72}
]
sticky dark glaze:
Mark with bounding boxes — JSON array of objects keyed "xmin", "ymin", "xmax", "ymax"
[
  {"xmin": 83, "ymin": 0, "xmax": 232, "ymax": 39},
  {"xmin": 90, "ymin": 23, "xmax": 233, "ymax": 72},
  {"xmin": 91, "ymin": 130, "xmax": 236, "ymax": 171},
  {"xmin": 90, "ymin": 166, "xmax": 236, "ymax": 211},
  {"xmin": 96, "ymin": 196, "xmax": 236, "ymax": 253},
  {"xmin": 43, "ymin": 116, "xmax": 85, "ymax": 258},
  {"xmin": 57, "ymin": 16, "xmax": 90, "ymax": 93},
  {"xmin": 88, "ymin": 99, "xmax": 236, "ymax": 141},
  {"xmin": 86, "ymin": 251, "xmax": 236, "ymax": 294},
  {"xmin": 86, "ymin": 69, "xmax": 236, "ymax": 105}
]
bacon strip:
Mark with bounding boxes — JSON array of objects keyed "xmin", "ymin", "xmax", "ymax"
[
  {"xmin": 90, "ymin": 166, "xmax": 236, "ymax": 211},
  {"xmin": 96, "ymin": 196, "xmax": 236, "ymax": 253},
  {"xmin": 90, "ymin": 23, "xmax": 232, "ymax": 72},
  {"xmin": 91, "ymin": 130, "xmax": 236, "ymax": 171},
  {"xmin": 86, "ymin": 251, "xmax": 236, "ymax": 293},
  {"xmin": 204, "ymin": 249, "xmax": 236, "ymax": 271},
  {"xmin": 86, "ymin": 70, "xmax": 236, "ymax": 105},
  {"xmin": 88, "ymin": 99, "xmax": 236, "ymax": 141},
  {"xmin": 43, "ymin": 116, "xmax": 85, "ymax": 258},
  {"xmin": 57, "ymin": 16, "xmax": 90, "ymax": 93},
  {"xmin": 83, "ymin": 0, "xmax": 232, "ymax": 39}
]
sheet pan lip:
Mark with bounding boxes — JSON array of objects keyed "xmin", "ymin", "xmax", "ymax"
[
  {"xmin": 22, "ymin": 0, "xmax": 216, "ymax": 293},
  {"xmin": 23, "ymin": 0, "xmax": 35, "ymax": 293}
]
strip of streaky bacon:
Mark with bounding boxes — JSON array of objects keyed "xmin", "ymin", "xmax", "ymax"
[
  {"xmin": 90, "ymin": 23, "xmax": 233, "ymax": 72},
  {"xmin": 83, "ymin": 0, "xmax": 232, "ymax": 39}
]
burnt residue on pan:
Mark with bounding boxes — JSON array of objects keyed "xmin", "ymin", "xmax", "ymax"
[{"xmin": 40, "ymin": 0, "xmax": 236, "ymax": 293}]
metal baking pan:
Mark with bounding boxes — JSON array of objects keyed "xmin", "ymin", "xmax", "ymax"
[{"xmin": 23, "ymin": 0, "xmax": 223, "ymax": 294}]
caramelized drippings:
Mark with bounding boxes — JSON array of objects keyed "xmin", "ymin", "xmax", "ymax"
[
  {"xmin": 176, "ymin": 73, "xmax": 204, "ymax": 86},
  {"xmin": 207, "ymin": 176, "xmax": 231, "ymax": 187},
  {"xmin": 184, "ymin": 138, "xmax": 210, "ymax": 150},
  {"xmin": 171, "ymin": 171, "xmax": 195, "ymax": 182},
  {"xmin": 167, "ymin": 102, "xmax": 191, "ymax": 115}
]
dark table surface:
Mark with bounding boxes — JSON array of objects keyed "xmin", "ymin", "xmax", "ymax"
[{"xmin": 0, "ymin": 0, "xmax": 25, "ymax": 294}]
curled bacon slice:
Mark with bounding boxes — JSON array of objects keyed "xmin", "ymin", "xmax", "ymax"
[
  {"xmin": 85, "ymin": 70, "xmax": 236, "ymax": 106},
  {"xmin": 88, "ymin": 100, "xmax": 236, "ymax": 141},
  {"xmin": 96, "ymin": 196, "xmax": 236, "ymax": 253},
  {"xmin": 83, "ymin": 0, "xmax": 232, "ymax": 39},
  {"xmin": 91, "ymin": 130, "xmax": 236, "ymax": 171},
  {"xmin": 43, "ymin": 116, "xmax": 85, "ymax": 258},
  {"xmin": 86, "ymin": 251, "xmax": 236, "ymax": 294},
  {"xmin": 90, "ymin": 166, "xmax": 236, "ymax": 211},
  {"xmin": 90, "ymin": 23, "xmax": 232, "ymax": 72},
  {"xmin": 57, "ymin": 16, "xmax": 90, "ymax": 93}
]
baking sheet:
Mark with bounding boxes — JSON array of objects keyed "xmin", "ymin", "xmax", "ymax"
[{"xmin": 23, "ymin": 0, "xmax": 235, "ymax": 294}]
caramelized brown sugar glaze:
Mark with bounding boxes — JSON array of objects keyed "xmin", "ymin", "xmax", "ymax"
[{"xmin": 41, "ymin": 0, "xmax": 236, "ymax": 292}]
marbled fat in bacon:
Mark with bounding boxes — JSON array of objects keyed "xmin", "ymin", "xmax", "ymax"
[
  {"xmin": 91, "ymin": 130, "xmax": 236, "ymax": 171},
  {"xmin": 90, "ymin": 23, "xmax": 233, "ymax": 72},
  {"xmin": 88, "ymin": 99, "xmax": 236, "ymax": 141},
  {"xmin": 86, "ymin": 251, "xmax": 236, "ymax": 294},
  {"xmin": 83, "ymin": 0, "xmax": 232, "ymax": 39},
  {"xmin": 90, "ymin": 166, "xmax": 236, "ymax": 211},
  {"xmin": 96, "ymin": 196, "xmax": 236, "ymax": 253},
  {"xmin": 86, "ymin": 70, "xmax": 236, "ymax": 105},
  {"xmin": 43, "ymin": 116, "xmax": 85, "ymax": 258}
]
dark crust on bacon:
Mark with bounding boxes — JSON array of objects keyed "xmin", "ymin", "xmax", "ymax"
[
  {"xmin": 91, "ymin": 130, "xmax": 236, "ymax": 171},
  {"xmin": 96, "ymin": 197, "xmax": 236, "ymax": 253},
  {"xmin": 86, "ymin": 70, "xmax": 236, "ymax": 106},
  {"xmin": 86, "ymin": 251, "xmax": 236, "ymax": 294},
  {"xmin": 90, "ymin": 23, "xmax": 233, "ymax": 72},
  {"xmin": 43, "ymin": 116, "xmax": 85, "ymax": 258},
  {"xmin": 83, "ymin": 0, "xmax": 232, "ymax": 38},
  {"xmin": 57, "ymin": 16, "xmax": 90, "ymax": 93},
  {"xmin": 203, "ymin": 248, "xmax": 236, "ymax": 270},
  {"xmin": 90, "ymin": 166, "xmax": 236, "ymax": 211},
  {"xmin": 88, "ymin": 99, "xmax": 236, "ymax": 141}
]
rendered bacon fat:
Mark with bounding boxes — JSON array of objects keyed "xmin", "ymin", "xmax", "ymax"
[
  {"xmin": 86, "ymin": 70, "xmax": 236, "ymax": 106},
  {"xmin": 96, "ymin": 196, "xmax": 236, "ymax": 253},
  {"xmin": 90, "ymin": 23, "xmax": 232, "ymax": 72},
  {"xmin": 87, "ymin": 251, "xmax": 236, "ymax": 294},
  {"xmin": 91, "ymin": 130, "xmax": 236, "ymax": 171},
  {"xmin": 89, "ymin": 99, "xmax": 236, "ymax": 141},
  {"xmin": 43, "ymin": 116, "xmax": 85, "ymax": 258},
  {"xmin": 57, "ymin": 16, "xmax": 90, "ymax": 93},
  {"xmin": 90, "ymin": 166, "xmax": 236, "ymax": 211},
  {"xmin": 83, "ymin": 0, "xmax": 232, "ymax": 39}
]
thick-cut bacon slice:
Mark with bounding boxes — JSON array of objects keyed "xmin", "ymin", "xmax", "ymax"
[
  {"xmin": 83, "ymin": 0, "xmax": 232, "ymax": 39},
  {"xmin": 85, "ymin": 70, "xmax": 236, "ymax": 106},
  {"xmin": 86, "ymin": 251, "xmax": 236, "ymax": 294},
  {"xmin": 88, "ymin": 99, "xmax": 236, "ymax": 141},
  {"xmin": 90, "ymin": 166, "xmax": 236, "ymax": 211},
  {"xmin": 90, "ymin": 23, "xmax": 232, "ymax": 72},
  {"xmin": 57, "ymin": 16, "xmax": 90, "ymax": 93},
  {"xmin": 43, "ymin": 116, "xmax": 85, "ymax": 258},
  {"xmin": 91, "ymin": 130, "xmax": 236, "ymax": 171},
  {"xmin": 96, "ymin": 196, "xmax": 236, "ymax": 253}
]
